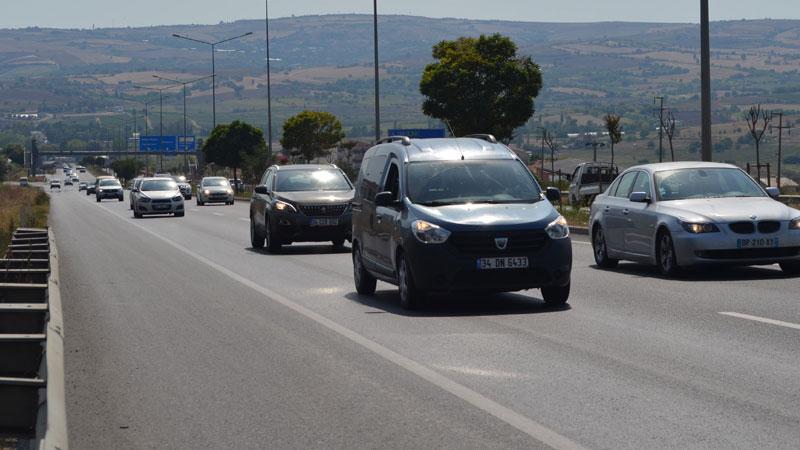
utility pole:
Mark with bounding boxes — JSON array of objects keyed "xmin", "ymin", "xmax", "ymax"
[
  {"xmin": 700, "ymin": 0, "xmax": 713, "ymax": 161},
  {"xmin": 655, "ymin": 96, "xmax": 665, "ymax": 163},
  {"xmin": 266, "ymin": 0, "xmax": 273, "ymax": 159},
  {"xmin": 539, "ymin": 128, "xmax": 546, "ymax": 179},
  {"xmin": 373, "ymin": 0, "xmax": 381, "ymax": 142},
  {"xmin": 770, "ymin": 112, "xmax": 792, "ymax": 192}
]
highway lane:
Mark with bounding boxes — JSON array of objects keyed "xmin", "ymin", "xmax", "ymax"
[{"xmin": 50, "ymin": 182, "xmax": 800, "ymax": 449}]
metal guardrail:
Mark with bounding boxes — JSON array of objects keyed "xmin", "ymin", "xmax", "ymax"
[{"xmin": 0, "ymin": 228, "xmax": 68, "ymax": 449}]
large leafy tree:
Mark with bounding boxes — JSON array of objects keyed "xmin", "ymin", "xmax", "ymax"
[
  {"xmin": 203, "ymin": 120, "xmax": 267, "ymax": 189},
  {"xmin": 280, "ymin": 111, "xmax": 345, "ymax": 163},
  {"xmin": 110, "ymin": 158, "xmax": 143, "ymax": 183},
  {"xmin": 420, "ymin": 34, "xmax": 543, "ymax": 142},
  {"xmin": 3, "ymin": 143, "xmax": 25, "ymax": 165}
]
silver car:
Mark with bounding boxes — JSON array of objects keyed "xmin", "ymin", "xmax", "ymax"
[
  {"xmin": 197, "ymin": 177, "xmax": 234, "ymax": 206},
  {"xmin": 132, "ymin": 177, "xmax": 185, "ymax": 218},
  {"xmin": 590, "ymin": 162, "xmax": 800, "ymax": 276}
]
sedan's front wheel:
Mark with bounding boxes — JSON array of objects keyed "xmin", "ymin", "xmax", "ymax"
[
  {"xmin": 657, "ymin": 230, "xmax": 680, "ymax": 277},
  {"xmin": 593, "ymin": 225, "xmax": 618, "ymax": 268},
  {"xmin": 265, "ymin": 216, "xmax": 281, "ymax": 253},
  {"xmin": 779, "ymin": 261, "xmax": 800, "ymax": 276}
]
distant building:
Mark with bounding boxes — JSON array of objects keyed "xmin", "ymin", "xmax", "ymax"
[{"xmin": 10, "ymin": 112, "xmax": 39, "ymax": 120}]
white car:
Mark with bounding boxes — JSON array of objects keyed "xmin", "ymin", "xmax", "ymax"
[
  {"xmin": 197, "ymin": 177, "xmax": 234, "ymax": 206},
  {"xmin": 132, "ymin": 177, "xmax": 185, "ymax": 218}
]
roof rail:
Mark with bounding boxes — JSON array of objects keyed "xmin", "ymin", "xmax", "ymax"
[
  {"xmin": 377, "ymin": 136, "xmax": 412, "ymax": 146},
  {"xmin": 464, "ymin": 134, "xmax": 498, "ymax": 144}
]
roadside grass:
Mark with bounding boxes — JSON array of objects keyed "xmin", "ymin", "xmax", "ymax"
[
  {"xmin": 556, "ymin": 203, "xmax": 590, "ymax": 228},
  {"xmin": 0, "ymin": 185, "xmax": 49, "ymax": 255}
]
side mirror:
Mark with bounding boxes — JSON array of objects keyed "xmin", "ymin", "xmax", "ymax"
[
  {"xmin": 765, "ymin": 187, "xmax": 780, "ymax": 199},
  {"xmin": 629, "ymin": 191, "xmax": 651, "ymax": 203},
  {"xmin": 131, "ymin": 188, "xmax": 138, "ymax": 193},
  {"xmin": 545, "ymin": 187, "xmax": 561, "ymax": 202},
  {"xmin": 375, "ymin": 191, "xmax": 396, "ymax": 207},
  {"xmin": 254, "ymin": 185, "xmax": 270, "ymax": 195}
]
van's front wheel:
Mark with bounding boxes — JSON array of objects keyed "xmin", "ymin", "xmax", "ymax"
[
  {"xmin": 541, "ymin": 283, "xmax": 570, "ymax": 306},
  {"xmin": 353, "ymin": 245, "xmax": 376, "ymax": 295},
  {"xmin": 398, "ymin": 256, "xmax": 423, "ymax": 310}
]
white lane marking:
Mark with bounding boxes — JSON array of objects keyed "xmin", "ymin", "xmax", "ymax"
[
  {"xmin": 239, "ymin": 218, "xmax": 250, "ymax": 222},
  {"xmin": 435, "ymin": 365, "xmax": 530, "ymax": 380},
  {"xmin": 719, "ymin": 312, "xmax": 800, "ymax": 331},
  {"xmin": 91, "ymin": 202, "xmax": 585, "ymax": 450},
  {"xmin": 572, "ymin": 241, "xmax": 590, "ymax": 245},
  {"xmin": 212, "ymin": 212, "xmax": 224, "ymax": 217}
]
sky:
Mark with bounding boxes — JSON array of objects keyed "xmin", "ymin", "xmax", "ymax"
[{"xmin": 2, "ymin": 0, "xmax": 800, "ymax": 29}]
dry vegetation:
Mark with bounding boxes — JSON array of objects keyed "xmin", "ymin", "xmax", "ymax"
[{"xmin": 0, "ymin": 185, "xmax": 49, "ymax": 255}]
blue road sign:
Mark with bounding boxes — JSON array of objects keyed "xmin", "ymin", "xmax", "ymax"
[
  {"xmin": 139, "ymin": 136, "xmax": 195, "ymax": 152},
  {"xmin": 388, "ymin": 128, "xmax": 446, "ymax": 139}
]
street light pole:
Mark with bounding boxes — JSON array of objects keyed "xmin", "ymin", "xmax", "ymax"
[
  {"xmin": 700, "ymin": 0, "xmax": 712, "ymax": 162},
  {"xmin": 266, "ymin": 0, "xmax": 273, "ymax": 159},
  {"xmin": 373, "ymin": 0, "xmax": 381, "ymax": 142},
  {"xmin": 134, "ymin": 84, "xmax": 178, "ymax": 173}
]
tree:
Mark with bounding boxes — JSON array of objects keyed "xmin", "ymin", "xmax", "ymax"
[
  {"xmin": 203, "ymin": 120, "xmax": 267, "ymax": 191},
  {"xmin": 660, "ymin": 111, "xmax": 677, "ymax": 162},
  {"xmin": 2, "ymin": 144, "xmax": 25, "ymax": 165},
  {"xmin": 419, "ymin": 34, "xmax": 543, "ymax": 142},
  {"xmin": 280, "ymin": 111, "xmax": 344, "ymax": 163},
  {"xmin": 604, "ymin": 114, "xmax": 623, "ymax": 167},
  {"xmin": 110, "ymin": 158, "xmax": 143, "ymax": 183},
  {"xmin": 745, "ymin": 104, "xmax": 771, "ymax": 182}
]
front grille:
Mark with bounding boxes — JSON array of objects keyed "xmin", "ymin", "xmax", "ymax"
[
  {"xmin": 729, "ymin": 222, "xmax": 755, "ymax": 234},
  {"xmin": 151, "ymin": 199, "xmax": 171, "ymax": 204},
  {"xmin": 758, "ymin": 221, "xmax": 780, "ymax": 234},
  {"xmin": 695, "ymin": 247, "xmax": 800, "ymax": 260},
  {"xmin": 298, "ymin": 204, "xmax": 348, "ymax": 217},
  {"xmin": 449, "ymin": 230, "xmax": 548, "ymax": 255}
]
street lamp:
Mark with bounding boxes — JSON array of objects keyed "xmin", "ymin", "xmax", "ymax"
[
  {"xmin": 373, "ymin": 0, "xmax": 380, "ymax": 142},
  {"xmin": 152, "ymin": 74, "xmax": 214, "ymax": 174},
  {"xmin": 265, "ymin": 0, "xmax": 273, "ymax": 159},
  {"xmin": 171, "ymin": 31, "xmax": 253, "ymax": 130}
]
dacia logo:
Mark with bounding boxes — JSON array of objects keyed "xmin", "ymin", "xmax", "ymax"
[{"xmin": 494, "ymin": 237, "xmax": 509, "ymax": 250}]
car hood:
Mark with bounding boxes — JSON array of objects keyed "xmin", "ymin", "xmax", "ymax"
[
  {"xmin": 277, "ymin": 190, "xmax": 354, "ymax": 204},
  {"xmin": 659, "ymin": 197, "xmax": 799, "ymax": 222},
  {"xmin": 140, "ymin": 190, "xmax": 181, "ymax": 200},
  {"xmin": 98, "ymin": 185, "xmax": 122, "ymax": 190},
  {"xmin": 412, "ymin": 201, "xmax": 558, "ymax": 230},
  {"xmin": 202, "ymin": 186, "xmax": 231, "ymax": 192}
]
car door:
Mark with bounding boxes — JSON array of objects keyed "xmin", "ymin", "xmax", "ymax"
[
  {"xmin": 623, "ymin": 171, "xmax": 657, "ymax": 257},
  {"xmin": 604, "ymin": 171, "xmax": 638, "ymax": 252},
  {"xmin": 374, "ymin": 157, "xmax": 402, "ymax": 273},
  {"xmin": 252, "ymin": 169, "xmax": 274, "ymax": 229},
  {"xmin": 360, "ymin": 151, "xmax": 388, "ymax": 271}
]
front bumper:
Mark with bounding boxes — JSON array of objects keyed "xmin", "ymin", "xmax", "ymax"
[
  {"xmin": 136, "ymin": 200, "xmax": 184, "ymax": 215},
  {"xmin": 673, "ymin": 228, "xmax": 800, "ymax": 266},
  {"xmin": 404, "ymin": 235, "xmax": 572, "ymax": 292},
  {"xmin": 271, "ymin": 210, "xmax": 352, "ymax": 243},
  {"xmin": 97, "ymin": 189, "xmax": 123, "ymax": 199},
  {"xmin": 201, "ymin": 190, "xmax": 233, "ymax": 203}
]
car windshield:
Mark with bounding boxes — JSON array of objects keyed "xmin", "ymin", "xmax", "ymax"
[
  {"xmin": 407, "ymin": 160, "xmax": 542, "ymax": 206},
  {"xmin": 655, "ymin": 168, "xmax": 765, "ymax": 201},
  {"xmin": 141, "ymin": 180, "xmax": 177, "ymax": 191},
  {"xmin": 203, "ymin": 178, "xmax": 229, "ymax": 187},
  {"xmin": 275, "ymin": 170, "xmax": 351, "ymax": 192},
  {"xmin": 99, "ymin": 179, "xmax": 121, "ymax": 187}
]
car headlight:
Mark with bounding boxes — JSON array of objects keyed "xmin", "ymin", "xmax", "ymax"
[
  {"xmin": 790, "ymin": 217, "xmax": 800, "ymax": 230},
  {"xmin": 227, "ymin": 189, "xmax": 233, "ymax": 194},
  {"xmin": 680, "ymin": 221, "xmax": 719, "ymax": 234},
  {"xmin": 140, "ymin": 197, "xmax": 151, "ymax": 203},
  {"xmin": 274, "ymin": 200, "xmax": 296, "ymax": 213},
  {"xmin": 412, "ymin": 220, "xmax": 451, "ymax": 244},
  {"xmin": 203, "ymin": 189, "xmax": 210, "ymax": 195},
  {"xmin": 172, "ymin": 195, "xmax": 182, "ymax": 201},
  {"xmin": 545, "ymin": 215, "xmax": 570, "ymax": 239}
]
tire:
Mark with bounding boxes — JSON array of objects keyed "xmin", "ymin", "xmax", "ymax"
[
  {"xmin": 592, "ymin": 225, "xmax": 618, "ymax": 268},
  {"xmin": 265, "ymin": 216, "xmax": 281, "ymax": 253},
  {"xmin": 332, "ymin": 237, "xmax": 345, "ymax": 248},
  {"xmin": 175, "ymin": 211, "xmax": 185, "ymax": 217},
  {"xmin": 96, "ymin": 196, "xmax": 100, "ymax": 203},
  {"xmin": 118, "ymin": 196, "xmax": 124, "ymax": 202},
  {"xmin": 250, "ymin": 216, "xmax": 265, "ymax": 249},
  {"xmin": 133, "ymin": 208, "xmax": 142, "ymax": 219},
  {"xmin": 541, "ymin": 283, "xmax": 570, "ymax": 306},
  {"xmin": 230, "ymin": 199, "xmax": 235, "ymax": 205},
  {"xmin": 657, "ymin": 230, "xmax": 680, "ymax": 277},
  {"xmin": 398, "ymin": 255, "xmax": 423, "ymax": 310},
  {"xmin": 779, "ymin": 261, "xmax": 800, "ymax": 276},
  {"xmin": 353, "ymin": 245, "xmax": 377, "ymax": 295}
]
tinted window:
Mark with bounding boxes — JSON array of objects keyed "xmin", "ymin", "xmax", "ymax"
[
  {"xmin": 655, "ymin": 168, "xmax": 765, "ymax": 201},
  {"xmin": 630, "ymin": 171, "xmax": 652, "ymax": 198},
  {"xmin": 612, "ymin": 172, "xmax": 637, "ymax": 198},
  {"xmin": 141, "ymin": 180, "xmax": 178, "ymax": 191},
  {"xmin": 362, "ymin": 154, "xmax": 387, "ymax": 202},
  {"xmin": 407, "ymin": 160, "xmax": 541, "ymax": 206},
  {"xmin": 383, "ymin": 162, "xmax": 400, "ymax": 202},
  {"xmin": 99, "ymin": 179, "xmax": 121, "ymax": 187},
  {"xmin": 275, "ymin": 169, "xmax": 351, "ymax": 192}
]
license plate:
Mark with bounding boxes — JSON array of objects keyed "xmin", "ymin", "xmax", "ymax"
[
  {"xmin": 310, "ymin": 218, "xmax": 338, "ymax": 227},
  {"xmin": 737, "ymin": 238, "xmax": 779, "ymax": 249},
  {"xmin": 154, "ymin": 204, "xmax": 170, "ymax": 210},
  {"xmin": 477, "ymin": 256, "xmax": 529, "ymax": 270}
]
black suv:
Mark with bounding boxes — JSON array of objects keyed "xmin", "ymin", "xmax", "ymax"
[
  {"xmin": 250, "ymin": 164, "xmax": 354, "ymax": 252},
  {"xmin": 351, "ymin": 135, "xmax": 572, "ymax": 309}
]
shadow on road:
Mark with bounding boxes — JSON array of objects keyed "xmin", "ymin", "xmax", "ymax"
[
  {"xmin": 246, "ymin": 244, "xmax": 351, "ymax": 256},
  {"xmin": 592, "ymin": 262, "xmax": 791, "ymax": 281},
  {"xmin": 344, "ymin": 290, "xmax": 570, "ymax": 318}
]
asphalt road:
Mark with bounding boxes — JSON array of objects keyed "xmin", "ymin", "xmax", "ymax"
[{"xmin": 48, "ymin": 175, "xmax": 800, "ymax": 449}]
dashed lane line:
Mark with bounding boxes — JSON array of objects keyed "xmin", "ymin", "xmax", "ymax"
[{"xmin": 719, "ymin": 312, "xmax": 800, "ymax": 331}]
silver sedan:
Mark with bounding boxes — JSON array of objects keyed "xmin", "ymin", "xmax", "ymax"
[{"xmin": 590, "ymin": 162, "xmax": 800, "ymax": 276}]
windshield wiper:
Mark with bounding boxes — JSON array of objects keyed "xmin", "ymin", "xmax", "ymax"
[{"xmin": 417, "ymin": 201, "xmax": 458, "ymax": 207}]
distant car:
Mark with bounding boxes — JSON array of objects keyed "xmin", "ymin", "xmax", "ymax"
[
  {"xmin": 64, "ymin": 178, "xmax": 73, "ymax": 186},
  {"xmin": 171, "ymin": 175, "xmax": 192, "ymax": 200},
  {"xmin": 88, "ymin": 176, "xmax": 113, "ymax": 196},
  {"xmin": 71, "ymin": 176, "xmax": 80, "ymax": 183},
  {"xmin": 49, "ymin": 180, "xmax": 61, "ymax": 190},
  {"xmin": 569, "ymin": 162, "xmax": 619, "ymax": 206},
  {"xmin": 250, "ymin": 164, "xmax": 354, "ymax": 252},
  {"xmin": 132, "ymin": 177, "xmax": 185, "ymax": 218},
  {"xmin": 590, "ymin": 162, "xmax": 800, "ymax": 277},
  {"xmin": 18, "ymin": 177, "xmax": 29, "ymax": 187},
  {"xmin": 96, "ymin": 178, "xmax": 124, "ymax": 202},
  {"xmin": 197, "ymin": 177, "xmax": 234, "ymax": 206},
  {"xmin": 78, "ymin": 182, "xmax": 88, "ymax": 191}
]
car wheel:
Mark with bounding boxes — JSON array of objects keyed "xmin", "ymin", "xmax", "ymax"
[
  {"xmin": 230, "ymin": 199, "xmax": 235, "ymax": 205},
  {"xmin": 398, "ymin": 255, "xmax": 423, "ymax": 310},
  {"xmin": 779, "ymin": 261, "xmax": 800, "ymax": 276},
  {"xmin": 96, "ymin": 196, "xmax": 100, "ymax": 203},
  {"xmin": 353, "ymin": 244, "xmax": 377, "ymax": 295},
  {"xmin": 133, "ymin": 207, "xmax": 142, "ymax": 219},
  {"xmin": 250, "ymin": 216, "xmax": 265, "ymax": 249},
  {"xmin": 332, "ymin": 237, "xmax": 345, "ymax": 248},
  {"xmin": 541, "ymin": 283, "xmax": 570, "ymax": 306},
  {"xmin": 592, "ymin": 225, "xmax": 618, "ymax": 268},
  {"xmin": 118, "ymin": 196, "xmax": 124, "ymax": 202},
  {"xmin": 657, "ymin": 230, "xmax": 680, "ymax": 277},
  {"xmin": 175, "ymin": 211, "xmax": 185, "ymax": 217},
  {"xmin": 265, "ymin": 216, "xmax": 281, "ymax": 253}
]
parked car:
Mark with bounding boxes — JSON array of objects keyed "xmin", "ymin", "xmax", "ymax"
[
  {"xmin": 172, "ymin": 175, "xmax": 192, "ymax": 200},
  {"xmin": 250, "ymin": 164, "xmax": 354, "ymax": 251},
  {"xmin": 229, "ymin": 178, "xmax": 245, "ymax": 192},
  {"xmin": 18, "ymin": 177, "xmax": 29, "ymax": 187},
  {"xmin": 129, "ymin": 178, "xmax": 143, "ymax": 210},
  {"xmin": 131, "ymin": 177, "xmax": 185, "ymax": 218},
  {"xmin": 96, "ymin": 177, "xmax": 124, "ymax": 202},
  {"xmin": 49, "ymin": 180, "xmax": 61, "ymax": 190},
  {"xmin": 590, "ymin": 162, "xmax": 800, "ymax": 276},
  {"xmin": 78, "ymin": 182, "xmax": 88, "ymax": 191},
  {"xmin": 197, "ymin": 177, "xmax": 234, "ymax": 205},
  {"xmin": 350, "ymin": 135, "xmax": 572, "ymax": 309},
  {"xmin": 568, "ymin": 162, "xmax": 619, "ymax": 206}
]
